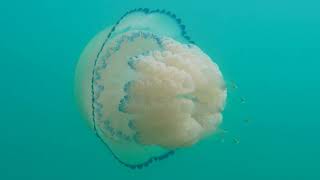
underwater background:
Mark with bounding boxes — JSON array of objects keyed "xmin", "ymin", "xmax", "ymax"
[{"xmin": 1, "ymin": 0, "xmax": 320, "ymax": 179}]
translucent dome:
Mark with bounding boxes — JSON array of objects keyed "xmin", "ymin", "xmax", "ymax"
[{"xmin": 75, "ymin": 8, "xmax": 227, "ymax": 169}]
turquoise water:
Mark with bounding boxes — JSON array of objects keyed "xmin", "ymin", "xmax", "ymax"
[{"xmin": 1, "ymin": 0, "xmax": 320, "ymax": 179}]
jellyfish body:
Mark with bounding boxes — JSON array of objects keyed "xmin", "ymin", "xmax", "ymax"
[{"xmin": 75, "ymin": 8, "xmax": 227, "ymax": 169}]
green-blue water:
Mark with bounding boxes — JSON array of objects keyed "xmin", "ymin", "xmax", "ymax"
[{"xmin": 1, "ymin": 0, "xmax": 319, "ymax": 179}]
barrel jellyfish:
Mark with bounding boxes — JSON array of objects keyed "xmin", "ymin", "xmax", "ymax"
[{"xmin": 75, "ymin": 8, "xmax": 227, "ymax": 169}]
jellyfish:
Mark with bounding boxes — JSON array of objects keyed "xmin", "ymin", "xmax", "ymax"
[{"xmin": 75, "ymin": 8, "xmax": 227, "ymax": 169}]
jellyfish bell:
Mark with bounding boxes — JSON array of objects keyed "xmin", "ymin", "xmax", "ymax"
[{"xmin": 75, "ymin": 8, "xmax": 227, "ymax": 168}]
